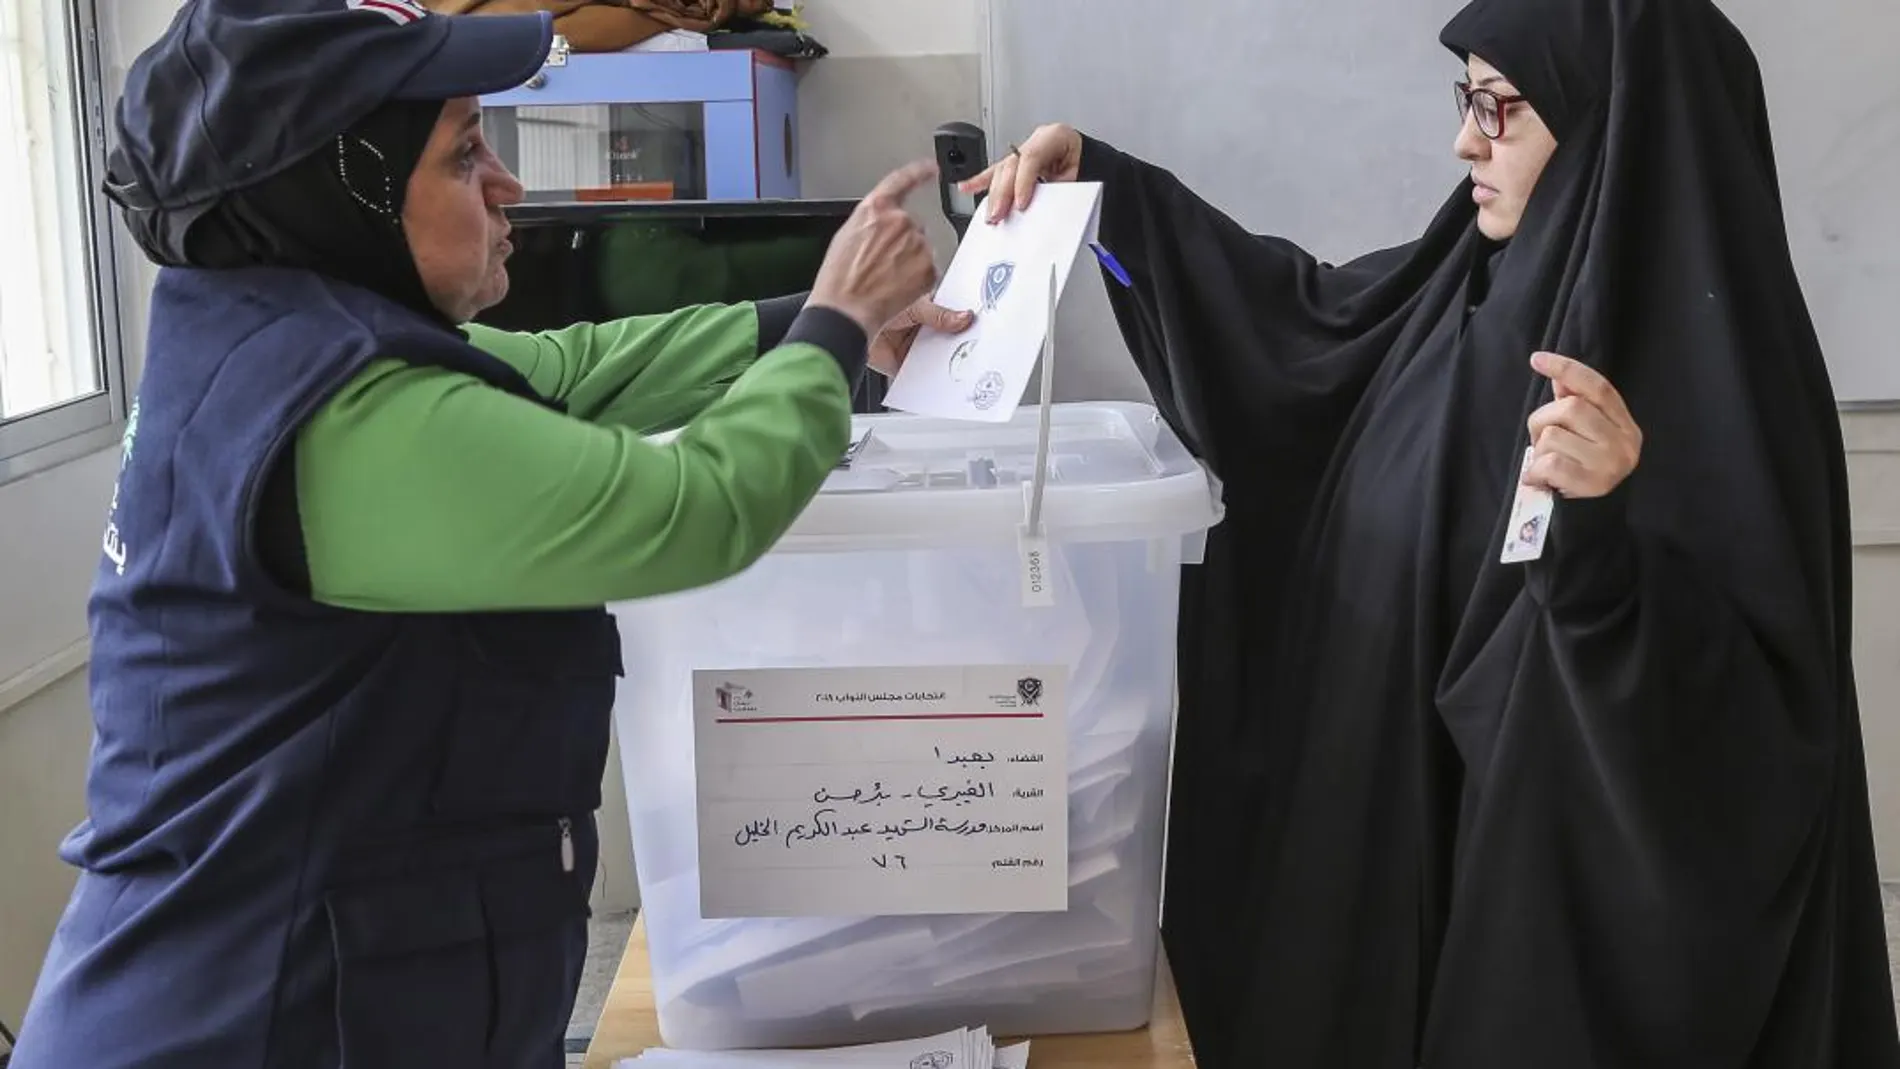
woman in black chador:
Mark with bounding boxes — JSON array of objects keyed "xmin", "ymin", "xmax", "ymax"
[{"xmin": 959, "ymin": 0, "xmax": 1900, "ymax": 1065}]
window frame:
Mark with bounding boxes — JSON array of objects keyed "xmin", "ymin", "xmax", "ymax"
[{"xmin": 0, "ymin": 0, "xmax": 130, "ymax": 486}]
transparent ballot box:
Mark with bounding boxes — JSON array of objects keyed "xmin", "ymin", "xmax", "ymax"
[{"xmin": 609, "ymin": 402, "xmax": 1226, "ymax": 1050}]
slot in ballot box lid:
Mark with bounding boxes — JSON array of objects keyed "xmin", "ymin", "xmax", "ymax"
[{"xmin": 649, "ymin": 401, "xmax": 1225, "ymax": 554}]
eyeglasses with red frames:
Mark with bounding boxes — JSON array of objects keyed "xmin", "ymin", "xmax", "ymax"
[{"xmin": 1454, "ymin": 80, "xmax": 1527, "ymax": 139}]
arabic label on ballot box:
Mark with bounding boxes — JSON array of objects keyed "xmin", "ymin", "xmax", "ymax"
[{"xmin": 693, "ymin": 665, "xmax": 1071, "ymax": 919}]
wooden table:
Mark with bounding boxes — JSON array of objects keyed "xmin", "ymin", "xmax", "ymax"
[{"xmin": 584, "ymin": 918, "xmax": 1198, "ymax": 1067}]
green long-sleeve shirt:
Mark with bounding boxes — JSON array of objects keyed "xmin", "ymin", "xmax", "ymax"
[{"xmin": 291, "ymin": 298, "xmax": 857, "ymax": 613}]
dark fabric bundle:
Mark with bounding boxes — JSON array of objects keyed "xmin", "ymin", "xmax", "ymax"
[{"xmin": 114, "ymin": 99, "xmax": 449, "ymax": 327}]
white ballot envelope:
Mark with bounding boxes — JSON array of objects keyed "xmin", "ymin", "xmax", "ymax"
[{"xmin": 883, "ymin": 183, "xmax": 1106, "ymax": 423}]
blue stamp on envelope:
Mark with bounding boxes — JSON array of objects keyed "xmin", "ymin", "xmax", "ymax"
[{"xmin": 981, "ymin": 261, "xmax": 1016, "ymax": 311}]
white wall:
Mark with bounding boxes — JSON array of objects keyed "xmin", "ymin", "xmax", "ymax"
[
  {"xmin": 0, "ymin": 671, "xmax": 94, "ymax": 1024},
  {"xmin": 1843, "ymin": 413, "xmax": 1900, "ymax": 873},
  {"xmin": 791, "ymin": 0, "xmax": 983, "ymax": 258},
  {"xmin": 0, "ymin": 457, "xmax": 110, "ymax": 1026},
  {"xmin": 797, "ymin": 0, "xmax": 978, "ymax": 59}
]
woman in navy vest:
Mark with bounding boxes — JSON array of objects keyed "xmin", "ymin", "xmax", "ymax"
[{"xmin": 8, "ymin": 2, "xmax": 964, "ymax": 1066}]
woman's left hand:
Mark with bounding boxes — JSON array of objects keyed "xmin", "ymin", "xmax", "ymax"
[
  {"xmin": 870, "ymin": 298, "xmax": 976, "ymax": 378},
  {"xmin": 1524, "ymin": 351, "xmax": 1643, "ymax": 498}
]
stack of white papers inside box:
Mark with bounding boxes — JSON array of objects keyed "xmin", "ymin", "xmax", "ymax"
[
  {"xmin": 620, "ymin": 539, "xmax": 1175, "ymax": 1044},
  {"xmin": 615, "ymin": 1027, "xmax": 1029, "ymax": 1068}
]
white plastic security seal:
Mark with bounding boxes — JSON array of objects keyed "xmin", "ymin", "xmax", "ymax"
[{"xmin": 1018, "ymin": 264, "xmax": 1058, "ymax": 608}]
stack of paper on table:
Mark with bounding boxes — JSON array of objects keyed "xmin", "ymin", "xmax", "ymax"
[{"xmin": 616, "ymin": 1027, "xmax": 1030, "ymax": 1068}]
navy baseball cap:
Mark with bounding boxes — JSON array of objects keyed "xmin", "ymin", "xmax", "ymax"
[{"xmin": 107, "ymin": 0, "xmax": 553, "ymax": 212}]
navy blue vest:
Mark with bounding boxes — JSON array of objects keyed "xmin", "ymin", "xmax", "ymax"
[{"xmin": 13, "ymin": 267, "xmax": 622, "ymax": 1069}]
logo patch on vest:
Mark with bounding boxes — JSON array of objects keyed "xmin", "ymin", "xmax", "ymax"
[{"xmin": 101, "ymin": 395, "xmax": 141, "ymax": 576}]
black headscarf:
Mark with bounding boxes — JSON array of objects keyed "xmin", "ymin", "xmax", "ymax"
[
  {"xmin": 1074, "ymin": 0, "xmax": 1899, "ymax": 1064},
  {"xmin": 115, "ymin": 98, "xmax": 452, "ymax": 328}
]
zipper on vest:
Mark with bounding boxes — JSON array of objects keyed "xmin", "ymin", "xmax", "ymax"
[{"xmin": 558, "ymin": 817, "xmax": 575, "ymax": 873}]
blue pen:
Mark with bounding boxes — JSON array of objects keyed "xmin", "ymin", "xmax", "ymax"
[{"xmin": 1091, "ymin": 243, "xmax": 1133, "ymax": 288}]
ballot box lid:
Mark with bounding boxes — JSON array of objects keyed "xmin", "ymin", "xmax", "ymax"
[{"xmin": 769, "ymin": 401, "xmax": 1223, "ymax": 553}]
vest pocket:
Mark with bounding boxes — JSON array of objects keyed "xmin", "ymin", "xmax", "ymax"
[
  {"xmin": 481, "ymin": 858, "xmax": 592, "ymax": 1067},
  {"xmin": 325, "ymin": 859, "xmax": 590, "ymax": 1068},
  {"xmin": 432, "ymin": 610, "xmax": 624, "ymax": 819},
  {"xmin": 326, "ymin": 873, "xmax": 490, "ymax": 1068}
]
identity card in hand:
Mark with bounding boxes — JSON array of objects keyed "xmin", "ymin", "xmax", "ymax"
[{"xmin": 1501, "ymin": 446, "xmax": 1556, "ymax": 563}]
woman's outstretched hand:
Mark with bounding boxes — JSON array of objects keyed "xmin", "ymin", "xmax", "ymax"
[
  {"xmin": 870, "ymin": 298, "xmax": 976, "ymax": 378},
  {"xmin": 957, "ymin": 123, "xmax": 1084, "ymax": 224},
  {"xmin": 1525, "ymin": 351, "xmax": 1643, "ymax": 499},
  {"xmin": 808, "ymin": 160, "xmax": 942, "ymax": 338}
]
